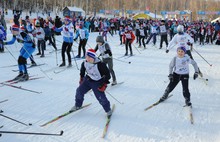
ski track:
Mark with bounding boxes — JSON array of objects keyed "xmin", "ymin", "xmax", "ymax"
[{"xmin": 0, "ymin": 20, "xmax": 220, "ymax": 141}]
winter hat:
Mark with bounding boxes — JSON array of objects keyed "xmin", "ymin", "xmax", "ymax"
[
  {"xmin": 12, "ymin": 24, "xmax": 20, "ymax": 31},
  {"xmin": 86, "ymin": 49, "xmax": 96, "ymax": 59},
  {"xmin": 64, "ymin": 16, "xmax": 71, "ymax": 22},
  {"xmin": 177, "ymin": 25, "xmax": 184, "ymax": 33},
  {"xmin": 20, "ymin": 26, "xmax": 25, "ymax": 31},
  {"xmin": 177, "ymin": 46, "xmax": 186, "ymax": 53},
  {"xmin": 96, "ymin": 35, "xmax": 104, "ymax": 43}
]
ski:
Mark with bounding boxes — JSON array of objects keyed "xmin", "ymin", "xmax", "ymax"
[
  {"xmin": 0, "ymin": 99, "xmax": 8, "ymax": 104},
  {"xmin": 111, "ymin": 81, "xmax": 124, "ymax": 86},
  {"xmin": 124, "ymin": 54, "xmax": 135, "ymax": 59},
  {"xmin": 102, "ymin": 104, "xmax": 115, "ymax": 138},
  {"xmin": 1, "ymin": 75, "xmax": 36, "ymax": 84},
  {"xmin": 189, "ymin": 106, "xmax": 194, "ymax": 124},
  {"xmin": 9, "ymin": 77, "xmax": 45, "ymax": 84},
  {"xmin": 0, "ymin": 130, "xmax": 63, "ymax": 136},
  {"xmin": 0, "ymin": 83, "xmax": 42, "ymax": 94},
  {"xmin": 40, "ymin": 103, "xmax": 92, "ymax": 127},
  {"xmin": 12, "ymin": 63, "xmax": 46, "ymax": 72},
  {"xmin": 144, "ymin": 95, "xmax": 173, "ymax": 111},
  {"xmin": 183, "ymin": 105, "xmax": 194, "ymax": 124},
  {"xmin": 53, "ymin": 66, "xmax": 73, "ymax": 74}
]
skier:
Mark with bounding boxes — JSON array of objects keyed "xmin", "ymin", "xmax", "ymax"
[
  {"xmin": 33, "ymin": 21, "xmax": 45, "ymax": 57},
  {"xmin": 0, "ymin": 23, "xmax": 6, "ymax": 52},
  {"xmin": 94, "ymin": 35, "xmax": 117, "ymax": 85},
  {"xmin": 4, "ymin": 24, "xmax": 36, "ymax": 81},
  {"xmin": 159, "ymin": 46, "xmax": 199, "ymax": 106},
  {"xmin": 69, "ymin": 49, "xmax": 112, "ymax": 118},
  {"xmin": 53, "ymin": 16, "xmax": 74, "ymax": 67},
  {"xmin": 74, "ymin": 22, "xmax": 89, "ymax": 58},
  {"xmin": 146, "ymin": 22, "xmax": 158, "ymax": 47},
  {"xmin": 122, "ymin": 26, "xmax": 135, "ymax": 56},
  {"xmin": 159, "ymin": 20, "xmax": 168, "ymax": 49},
  {"xmin": 138, "ymin": 23, "xmax": 147, "ymax": 48},
  {"xmin": 166, "ymin": 25, "xmax": 203, "ymax": 77}
]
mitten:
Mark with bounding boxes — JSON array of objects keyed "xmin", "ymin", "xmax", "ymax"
[
  {"xmin": 193, "ymin": 72, "xmax": 198, "ymax": 80},
  {"xmin": 64, "ymin": 27, "xmax": 68, "ymax": 32},
  {"xmin": 79, "ymin": 77, "xmax": 83, "ymax": 85},
  {"xmin": 98, "ymin": 83, "xmax": 107, "ymax": 92},
  {"xmin": 166, "ymin": 50, "xmax": 169, "ymax": 53},
  {"xmin": 168, "ymin": 74, "xmax": 174, "ymax": 82}
]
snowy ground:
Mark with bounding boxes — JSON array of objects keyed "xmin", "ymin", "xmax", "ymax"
[{"xmin": 0, "ymin": 27, "xmax": 220, "ymax": 142}]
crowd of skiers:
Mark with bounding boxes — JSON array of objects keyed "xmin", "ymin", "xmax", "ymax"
[{"xmin": 0, "ymin": 10, "xmax": 220, "ymax": 117}]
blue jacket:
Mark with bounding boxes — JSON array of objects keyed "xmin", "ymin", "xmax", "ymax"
[
  {"xmin": 75, "ymin": 27, "xmax": 89, "ymax": 40},
  {"xmin": 0, "ymin": 26, "xmax": 6, "ymax": 40}
]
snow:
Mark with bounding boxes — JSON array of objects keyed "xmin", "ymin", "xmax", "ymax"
[{"xmin": 0, "ymin": 24, "xmax": 220, "ymax": 142}]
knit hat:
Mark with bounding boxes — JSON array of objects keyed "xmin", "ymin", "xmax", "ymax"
[
  {"xmin": 64, "ymin": 16, "xmax": 71, "ymax": 22},
  {"xmin": 20, "ymin": 26, "xmax": 25, "ymax": 31},
  {"xmin": 96, "ymin": 35, "xmax": 104, "ymax": 43},
  {"xmin": 12, "ymin": 24, "xmax": 19, "ymax": 31},
  {"xmin": 86, "ymin": 49, "xmax": 96, "ymax": 59},
  {"xmin": 177, "ymin": 46, "xmax": 186, "ymax": 53}
]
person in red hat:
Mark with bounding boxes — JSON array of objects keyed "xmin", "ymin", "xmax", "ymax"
[
  {"xmin": 70, "ymin": 49, "xmax": 113, "ymax": 118},
  {"xmin": 53, "ymin": 16, "xmax": 74, "ymax": 67},
  {"xmin": 3, "ymin": 24, "xmax": 36, "ymax": 81}
]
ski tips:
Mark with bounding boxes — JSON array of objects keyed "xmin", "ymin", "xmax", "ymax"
[{"xmin": 60, "ymin": 130, "xmax": 64, "ymax": 136}]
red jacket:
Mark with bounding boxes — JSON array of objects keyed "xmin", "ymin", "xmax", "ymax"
[{"xmin": 123, "ymin": 31, "xmax": 135, "ymax": 44}]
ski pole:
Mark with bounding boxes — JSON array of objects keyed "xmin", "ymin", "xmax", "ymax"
[
  {"xmin": 0, "ymin": 82, "xmax": 42, "ymax": 94},
  {"xmin": 105, "ymin": 91, "xmax": 124, "ymax": 104},
  {"xmin": 193, "ymin": 48, "xmax": 212, "ymax": 66},
  {"xmin": 0, "ymin": 99, "xmax": 8, "ymax": 104},
  {"xmin": 111, "ymin": 57, "xmax": 131, "ymax": 64},
  {"xmin": 0, "ymin": 130, "xmax": 63, "ymax": 137},
  {"xmin": 0, "ymin": 114, "xmax": 32, "ymax": 126},
  {"xmin": 132, "ymin": 43, "xmax": 141, "ymax": 54},
  {"xmin": 4, "ymin": 46, "xmax": 17, "ymax": 61}
]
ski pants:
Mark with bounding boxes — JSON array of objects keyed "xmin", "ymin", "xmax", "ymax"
[
  {"xmin": 164, "ymin": 73, "xmax": 190, "ymax": 101},
  {"xmin": 77, "ymin": 39, "xmax": 87, "ymax": 57},
  {"xmin": 75, "ymin": 76, "xmax": 111, "ymax": 113},
  {"xmin": 61, "ymin": 41, "xmax": 72, "ymax": 64},
  {"xmin": 160, "ymin": 34, "xmax": 168, "ymax": 48},
  {"xmin": 102, "ymin": 58, "xmax": 117, "ymax": 82}
]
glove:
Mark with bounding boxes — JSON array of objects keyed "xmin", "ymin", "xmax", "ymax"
[
  {"xmin": 74, "ymin": 38, "xmax": 77, "ymax": 41},
  {"xmin": 168, "ymin": 74, "xmax": 174, "ymax": 82},
  {"xmin": 193, "ymin": 72, "xmax": 198, "ymax": 80},
  {"xmin": 98, "ymin": 83, "xmax": 107, "ymax": 92},
  {"xmin": 79, "ymin": 77, "xmax": 83, "ymax": 85},
  {"xmin": 64, "ymin": 27, "xmax": 68, "ymax": 32},
  {"xmin": 187, "ymin": 42, "xmax": 192, "ymax": 46},
  {"xmin": 51, "ymin": 26, "xmax": 56, "ymax": 31},
  {"xmin": 166, "ymin": 50, "xmax": 169, "ymax": 53},
  {"xmin": 36, "ymin": 32, "xmax": 41, "ymax": 35}
]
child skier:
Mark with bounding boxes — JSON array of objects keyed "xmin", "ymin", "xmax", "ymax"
[
  {"xmin": 159, "ymin": 46, "xmax": 199, "ymax": 106},
  {"xmin": 94, "ymin": 35, "xmax": 117, "ymax": 85},
  {"xmin": 122, "ymin": 26, "xmax": 135, "ymax": 56},
  {"xmin": 4, "ymin": 24, "xmax": 36, "ymax": 81},
  {"xmin": 69, "ymin": 49, "xmax": 112, "ymax": 118}
]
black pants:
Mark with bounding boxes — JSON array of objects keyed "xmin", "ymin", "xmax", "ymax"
[
  {"xmin": 165, "ymin": 73, "xmax": 190, "ymax": 100},
  {"xmin": 37, "ymin": 39, "xmax": 45, "ymax": 55},
  {"xmin": 139, "ymin": 36, "xmax": 145, "ymax": 47},
  {"xmin": 77, "ymin": 39, "xmax": 87, "ymax": 57},
  {"xmin": 61, "ymin": 42, "xmax": 72, "ymax": 64},
  {"xmin": 160, "ymin": 34, "xmax": 168, "ymax": 48},
  {"xmin": 45, "ymin": 36, "xmax": 57, "ymax": 50},
  {"xmin": 0, "ymin": 40, "xmax": 4, "ymax": 52},
  {"xmin": 125, "ymin": 39, "xmax": 133, "ymax": 54}
]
